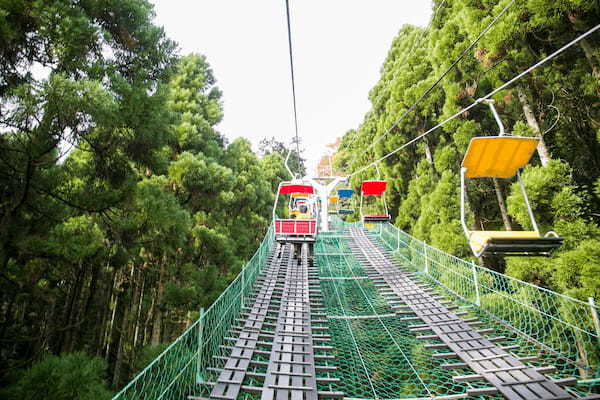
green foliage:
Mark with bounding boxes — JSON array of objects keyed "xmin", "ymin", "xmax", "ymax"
[
  {"xmin": 0, "ymin": 4, "xmax": 290, "ymax": 392},
  {"xmin": 335, "ymin": 0, "xmax": 600, "ymax": 296},
  {"xmin": 507, "ymin": 160, "xmax": 585, "ymax": 230},
  {"xmin": 259, "ymin": 136, "xmax": 306, "ymax": 178},
  {"xmin": 133, "ymin": 343, "xmax": 170, "ymax": 373},
  {"xmin": 554, "ymin": 240, "xmax": 600, "ymax": 299},
  {"xmin": 2, "ymin": 353, "xmax": 112, "ymax": 400}
]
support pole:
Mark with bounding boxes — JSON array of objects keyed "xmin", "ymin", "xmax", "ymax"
[
  {"xmin": 424, "ymin": 243, "xmax": 429, "ymax": 275},
  {"xmin": 309, "ymin": 176, "xmax": 346, "ymax": 233},
  {"xmin": 396, "ymin": 228, "xmax": 400, "ymax": 252},
  {"xmin": 197, "ymin": 307, "xmax": 205, "ymax": 383},
  {"xmin": 517, "ymin": 170, "xmax": 540, "ymax": 234},
  {"xmin": 472, "ymin": 262, "xmax": 481, "ymax": 306},
  {"xmin": 589, "ymin": 297, "xmax": 600, "ymax": 343},
  {"xmin": 484, "ymin": 99, "xmax": 506, "ymax": 136},
  {"xmin": 241, "ymin": 267, "xmax": 245, "ymax": 310}
]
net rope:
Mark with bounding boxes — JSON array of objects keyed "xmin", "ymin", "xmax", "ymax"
[{"xmin": 112, "ymin": 219, "xmax": 599, "ymax": 399}]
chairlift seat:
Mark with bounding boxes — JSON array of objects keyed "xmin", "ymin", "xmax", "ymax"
[
  {"xmin": 279, "ymin": 184, "xmax": 314, "ymax": 194},
  {"xmin": 363, "ymin": 214, "xmax": 391, "ymax": 223},
  {"xmin": 328, "ymin": 196, "xmax": 339, "ymax": 203},
  {"xmin": 361, "ymin": 180, "xmax": 388, "ymax": 196},
  {"xmin": 462, "ymin": 136, "xmax": 540, "ymax": 178},
  {"xmin": 338, "ymin": 208, "xmax": 354, "ymax": 215},
  {"xmin": 469, "ymin": 231, "xmax": 563, "ymax": 257},
  {"xmin": 338, "ymin": 189, "xmax": 354, "ymax": 198}
]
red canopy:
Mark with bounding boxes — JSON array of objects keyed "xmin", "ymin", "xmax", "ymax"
[
  {"xmin": 279, "ymin": 184, "xmax": 315, "ymax": 195},
  {"xmin": 361, "ymin": 180, "xmax": 388, "ymax": 196}
]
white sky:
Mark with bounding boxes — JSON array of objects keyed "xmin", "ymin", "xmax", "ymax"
[{"xmin": 152, "ymin": 1, "xmax": 433, "ymax": 175}]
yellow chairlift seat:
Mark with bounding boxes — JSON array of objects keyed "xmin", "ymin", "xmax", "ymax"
[
  {"xmin": 469, "ymin": 231, "xmax": 543, "ymax": 257},
  {"xmin": 462, "ymin": 136, "xmax": 540, "ymax": 178},
  {"xmin": 328, "ymin": 196, "xmax": 339, "ymax": 204},
  {"xmin": 460, "ymin": 135, "xmax": 562, "ymax": 257}
]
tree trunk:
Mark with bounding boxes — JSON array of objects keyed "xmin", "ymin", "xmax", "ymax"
[
  {"xmin": 151, "ymin": 263, "xmax": 166, "ymax": 346},
  {"xmin": 133, "ymin": 275, "xmax": 145, "ymax": 348},
  {"xmin": 579, "ymin": 38, "xmax": 600, "ymax": 80},
  {"xmin": 517, "ymin": 85, "xmax": 551, "ymax": 166},
  {"xmin": 423, "ymin": 137, "xmax": 433, "ymax": 165},
  {"xmin": 112, "ymin": 263, "xmax": 134, "ymax": 388},
  {"xmin": 568, "ymin": 13, "xmax": 600, "ymax": 81},
  {"xmin": 78, "ymin": 261, "xmax": 100, "ymax": 351},
  {"xmin": 493, "ymin": 178, "xmax": 512, "ymax": 230},
  {"xmin": 61, "ymin": 263, "xmax": 85, "ymax": 353},
  {"xmin": 112, "ymin": 294, "xmax": 130, "ymax": 389},
  {"xmin": 125, "ymin": 265, "xmax": 142, "ymax": 366},
  {"xmin": 104, "ymin": 269, "xmax": 120, "ymax": 361},
  {"xmin": 144, "ymin": 291, "xmax": 156, "ymax": 346}
]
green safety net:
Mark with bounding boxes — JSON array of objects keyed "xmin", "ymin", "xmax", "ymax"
[
  {"xmin": 112, "ymin": 225, "xmax": 275, "ymax": 400},
  {"xmin": 113, "ymin": 219, "xmax": 600, "ymax": 400}
]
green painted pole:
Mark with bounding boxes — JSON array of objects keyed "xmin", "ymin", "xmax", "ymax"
[
  {"xmin": 196, "ymin": 308, "xmax": 205, "ymax": 384},
  {"xmin": 424, "ymin": 243, "xmax": 429, "ymax": 275},
  {"xmin": 472, "ymin": 261, "xmax": 481, "ymax": 306},
  {"xmin": 588, "ymin": 297, "xmax": 600, "ymax": 343},
  {"xmin": 241, "ymin": 267, "xmax": 245, "ymax": 310}
]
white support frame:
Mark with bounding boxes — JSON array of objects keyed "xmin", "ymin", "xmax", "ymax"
[
  {"xmin": 460, "ymin": 168, "xmax": 541, "ymax": 250},
  {"xmin": 272, "ymin": 181, "xmax": 319, "ymax": 239},
  {"xmin": 460, "ymin": 99, "xmax": 544, "ymax": 256},
  {"xmin": 359, "ymin": 163, "xmax": 390, "ymax": 227}
]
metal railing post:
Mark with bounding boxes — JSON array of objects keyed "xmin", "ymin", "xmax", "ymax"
[
  {"xmin": 396, "ymin": 227, "xmax": 400, "ymax": 252},
  {"xmin": 241, "ymin": 267, "xmax": 245, "ymax": 310},
  {"xmin": 424, "ymin": 243, "xmax": 429, "ymax": 275},
  {"xmin": 471, "ymin": 261, "xmax": 481, "ymax": 306},
  {"xmin": 197, "ymin": 307, "xmax": 205, "ymax": 383},
  {"xmin": 589, "ymin": 297, "xmax": 600, "ymax": 343}
]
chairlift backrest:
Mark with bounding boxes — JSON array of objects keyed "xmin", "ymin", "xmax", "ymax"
[
  {"xmin": 337, "ymin": 189, "xmax": 354, "ymax": 198},
  {"xmin": 462, "ymin": 137, "xmax": 539, "ymax": 179},
  {"xmin": 279, "ymin": 183, "xmax": 315, "ymax": 194},
  {"xmin": 361, "ymin": 180, "xmax": 388, "ymax": 196}
]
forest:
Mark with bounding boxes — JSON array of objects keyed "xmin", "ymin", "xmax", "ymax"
[
  {"xmin": 0, "ymin": 1, "xmax": 300, "ymax": 398},
  {"xmin": 334, "ymin": 0, "xmax": 600, "ymax": 301},
  {"xmin": 0, "ymin": 0, "xmax": 599, "ymax": 398}
]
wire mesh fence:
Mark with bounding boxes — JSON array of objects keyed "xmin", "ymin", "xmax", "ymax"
[
  {"xmin": 113, "ymin": 217, "xmax": 600, "ymax": 399},
  {"xmin": 366, "ymin": 221, "xmax": 600, "ymax": 385},
  {"xmin": 315, "ymin": 233, "xmax": 479, "ymax": 399},
  {"xmin": 112, "ymin": 224, "xmax": 275, "ymax": 400}
]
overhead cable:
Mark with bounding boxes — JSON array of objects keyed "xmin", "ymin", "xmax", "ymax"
[
  {"xmin": 359, "ymin": 0, "xmax": 516, "ymax": 157},
  {"xmin": 345, "ymin": 0, "xmax": 447, "ymax": 150},
  {"xmin": 284, "ymin": 0, "xmax": 301, "ymax": 163},
  {"xmin": 349, "ymin": 23, "xmax": 600, "ymax": 178}
]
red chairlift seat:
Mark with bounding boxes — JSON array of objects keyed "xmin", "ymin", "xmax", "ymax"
[
  {"xmin": 273, "ymin": 182, "xmax": 317, "ymax": 243},
  {"xmin": 360, "ymin": 180, "xmax": 391, "ymax": 223},
  {"xmin": 361, "ymin": 180, "xmax": 388, "ymax": 196},
  {"xmin": 279, "ymin": 183, "xmax": 314, "ymax": 194}
]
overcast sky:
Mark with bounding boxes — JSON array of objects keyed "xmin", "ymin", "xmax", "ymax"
[{"xmin": 152, "ymin": 1, "xmax": 433, "ymax": 175}]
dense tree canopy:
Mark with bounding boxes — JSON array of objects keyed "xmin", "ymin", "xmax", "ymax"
[
  {"xmin": 0, "ymin": 0, "xmax": 290, "ymax": 395},
  {"xmin": 335, "ymin": 0, "xmax": 600, "ymax": 297}
]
